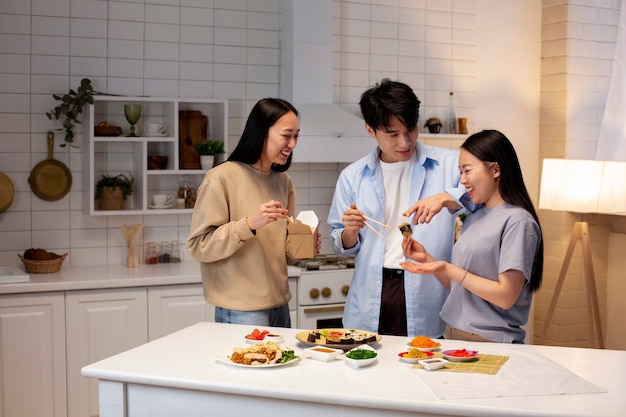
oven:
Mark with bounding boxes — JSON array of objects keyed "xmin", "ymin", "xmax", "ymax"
[{"xmin": 296, "ymin": 256, "xmax": 354, "ymax": 329}]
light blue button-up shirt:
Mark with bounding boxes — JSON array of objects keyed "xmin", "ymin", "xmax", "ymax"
[{"xmin": 328, "ymin": 142, "xmax": 472, "ymax": 337}]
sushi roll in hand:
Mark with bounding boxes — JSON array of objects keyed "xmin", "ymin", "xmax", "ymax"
[{"xmin": 398, "ymin": 222, "xmax": 412, "ymax": 237}]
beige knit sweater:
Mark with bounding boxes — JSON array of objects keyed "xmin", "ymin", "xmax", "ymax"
[{"xmin": 187, "ymin": 161, "xmax": 299, "ymax": 311}]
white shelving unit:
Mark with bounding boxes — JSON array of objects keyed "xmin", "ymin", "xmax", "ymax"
[{"xmin": 83, "ymin": 96, "xmax": 228, "ymax": 216}]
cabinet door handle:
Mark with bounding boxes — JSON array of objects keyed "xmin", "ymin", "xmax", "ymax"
[{"xmin": 303, "ymin": 306, "xmax": 344, "ymax": 314}]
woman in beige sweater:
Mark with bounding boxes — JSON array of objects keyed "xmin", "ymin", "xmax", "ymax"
[{"xmin": 187, "ymin": 98, "xmax": 303, "ymax": 327}]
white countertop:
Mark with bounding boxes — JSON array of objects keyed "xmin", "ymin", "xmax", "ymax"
[
  {"xmin": 81, "ymin": 322, "xmax": 626, "ymax": 417},
  {"xmin": 0, "ymin": 262, "xmax": 302, "ymax": 295}
]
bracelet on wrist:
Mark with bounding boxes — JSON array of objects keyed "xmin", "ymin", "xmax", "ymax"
[{"xmin": 460, "ymin": 269, "xmax": 468, "ymax": 285}]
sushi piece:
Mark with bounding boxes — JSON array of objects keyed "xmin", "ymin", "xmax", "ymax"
[
  {"xmin": 398, "ymin": 222, "xmax": 412, "ymax": 237},
  {"xmin": 307, "ymin": 331, "xmax": 320, "ymax": 343},
  {"xmin": 340, "ymin": 335, "xmax": 354, "ymax": 344}
]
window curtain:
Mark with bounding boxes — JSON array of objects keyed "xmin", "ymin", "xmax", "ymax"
[{"xmin": 596, "ymin": 0, "xmax": 626, "ymax": 161}]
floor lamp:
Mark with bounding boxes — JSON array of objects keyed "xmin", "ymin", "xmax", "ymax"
[{"xmin": 538, "ymin": 159, "xmax": 626, "ymax": 349}]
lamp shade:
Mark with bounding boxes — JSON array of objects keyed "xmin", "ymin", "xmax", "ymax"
[{"xmin": 539, "ymin": 159, "xmax": 626, "ymax": 215}]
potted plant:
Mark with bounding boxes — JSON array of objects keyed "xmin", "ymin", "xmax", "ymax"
[
  {"xmin": 46, "ymin": 78, "xmax": 99, "ymax": 147},
  {"xmin": 194, "ymin": 140, "xmax": 224, "ymax": 169},
  {"xmin": 95, "ymin": 173, "xmax": 134, "ymax": 210}
]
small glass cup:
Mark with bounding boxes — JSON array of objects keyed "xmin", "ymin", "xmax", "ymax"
[
  {"xmin": 158, "ymin": 241, "xmax": 171, "ymax": 263},
  {"xmin": 170, "ymin": 240, "xmax": 181, "ymax": 263},
  {"xmin": 144, "ymin": 242, "xmax": 158, "ymax": 265}
]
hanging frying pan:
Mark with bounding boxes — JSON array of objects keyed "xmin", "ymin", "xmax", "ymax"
[
  {"xmin": 28, "ymin": 131, "xmax": 72, "ymax": 201},
  {"xmin": 0, "ymin": 172, "xmax": 14, "ymax": 212}
]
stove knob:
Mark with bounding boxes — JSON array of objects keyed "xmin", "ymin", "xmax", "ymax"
[
  {"xmin": 321, "ymin": 287, "xmax": 331, "ymax": 297},
  {"xmin": 310, "ymin": 288, "xmax": 320, "ymax": 299},
  {"xmin": 342, "ymin": 285, "xmax": 349, "ymax": 296}
]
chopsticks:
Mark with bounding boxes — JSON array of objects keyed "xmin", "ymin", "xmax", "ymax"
[{"xmin": 343, "ymin": 205, "xmax": 391, "ymax": 238}]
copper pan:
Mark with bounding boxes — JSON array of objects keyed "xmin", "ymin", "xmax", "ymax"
[{"xmin": 28, "ymin": 131, "xmax": 72, "ymax": 201}]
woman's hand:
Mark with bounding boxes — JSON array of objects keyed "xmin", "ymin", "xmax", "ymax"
[
  {"xmin": 246, "ymin": 200, "xmax": 289, "ymax": 231},
  {"xmin": 401, "ymin": 236, "xmax": 433, "ymax": 263},
  {"xmin": 399, "ymin": 260, "xmax": 447, "ymax": 275},
  {"xmin": 403, "ymin": 192, "xmax": 460, "ymax": 225}
]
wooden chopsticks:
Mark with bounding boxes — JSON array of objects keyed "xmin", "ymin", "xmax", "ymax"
[{"xmin": 343, "ymin": 205, "xmax": 391, "ymax": 238}]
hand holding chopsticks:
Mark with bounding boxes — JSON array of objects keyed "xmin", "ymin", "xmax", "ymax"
[{"xmin": 343, "ymin": 204, "xmax": 391, "ymax": 238}]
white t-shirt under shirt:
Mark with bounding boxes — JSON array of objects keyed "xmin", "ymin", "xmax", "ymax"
[{"xmin": 380, "ymin": 158, "xmax": 413, "ymax": 269}]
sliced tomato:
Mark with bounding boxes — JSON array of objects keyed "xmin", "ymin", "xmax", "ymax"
[{"xmin": 245, "ymin": 328, "xmax": 270, "ymax": 340}]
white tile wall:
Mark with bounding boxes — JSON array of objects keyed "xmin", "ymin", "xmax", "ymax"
[{"xmin": 0, "ymin": 0, "xmax": 477, "ymax": 267}]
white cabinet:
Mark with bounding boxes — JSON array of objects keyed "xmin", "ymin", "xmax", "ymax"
[
  {"xmin": 0, "ymin": 293, "xmax": 67, "ymax": 417},
  {"xmin": 83, "ymin": 96, "xmax": 228, "ymax": 215},
  {"xmin": 148, "ymin": 284, "xmax": 214, "ymax": 340},
  {"xmin": 65, "ymin": 288, "xmax": 148, "ymax": 417}
]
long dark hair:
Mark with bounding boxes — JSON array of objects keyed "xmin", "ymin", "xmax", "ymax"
[
  {"xmin": 461, "ymin": 129, "xmax": 544, "ymax": 292},
  {"xmin": 359, "ymin": 78, "xmax": 421, "ymax": 132},
  {"xmin": 228, "ymin": 98, "xmax": 299, "ymax": 172}
]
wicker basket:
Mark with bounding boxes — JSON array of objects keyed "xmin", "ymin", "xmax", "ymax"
[{"xmin": 18, "ymin": 253, "xmax": 68, "ymax": 274}]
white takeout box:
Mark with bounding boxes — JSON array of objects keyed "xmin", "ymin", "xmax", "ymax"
[{"xmin": 287, "ymin": 210, "xmax": 319, "ymax": 259}]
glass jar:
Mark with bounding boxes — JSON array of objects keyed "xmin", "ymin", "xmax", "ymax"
[
  {"xmin": 158, "ymin": 241, "xmax": 171, "ymax": 263},
  {"xmin": 144, "ymin": 242, "xmax": 158, "ymax": 265},
  {"xmin": 178, "ymin": 175, "xmax": 196, "ymax": 209},
  {"xmin": 170, "ymin": 240, "xmax": 182, "ymax": 263}
]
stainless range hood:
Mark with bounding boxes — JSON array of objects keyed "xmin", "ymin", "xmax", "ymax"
[{"xmin": 280, "ymin": 0, "xmax": 371, "ymax": 163}]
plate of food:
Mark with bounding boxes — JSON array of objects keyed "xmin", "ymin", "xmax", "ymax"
[
  {"xmin": 344, "ymin": 345, "xmax": 378, "ymax": 368},
  {"xmin": 442, "ymin": 348, "xmax": 479, "ymax": 362},
  {"xmin": 295, "ymin": 328, "xmax": 381, "ymax": 351},
  {"xmin": 243, "ymin": 328, "xmax": 284, "ymax": 344},
  {"xmin": 217, "ymin": 341, "xmax": 299, "ymax": 368},
  {"xmin": 397, "ymin": 349, "xmax": 434, "ymax": 364},
  {"xmin": 406, "ymin": 335, "xmax": 441, "ymax": 351}
]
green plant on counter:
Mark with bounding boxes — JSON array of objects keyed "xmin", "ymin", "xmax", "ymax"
[
  {"xmin": 95, "ymin": 173, "xmax": 134, "ymax": 201},
  {"xmin": 46, "ymin": 78, "xmax": 100, "ymax": 148},
  {"xmin": 194, "ymin": 139, "xmax": 225, "ymax": 155}
]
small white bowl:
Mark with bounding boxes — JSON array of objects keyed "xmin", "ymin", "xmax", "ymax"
[
  {"xmin": 304, "ymin": 346, "xmax": 343, "ymax": 362},
  {"xmin": 344, "ymin": 345, "xmax": 377, "ymax": 369},
  {"xmin": 264, "ymin": 333, "xmax": 284, "ymax": 343},
  {"xmin": 418, "ymin": 357, "xmax": 449, "ymax": 370}
]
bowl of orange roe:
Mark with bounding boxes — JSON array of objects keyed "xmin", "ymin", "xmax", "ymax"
[{"xmin": 407, "ymin": 335, "xmax": 441, "ymax": 351}]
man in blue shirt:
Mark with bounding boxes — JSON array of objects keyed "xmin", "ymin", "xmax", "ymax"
[{"xmin": 328, "ymin": 79, "xmax": 473, "ymax": 337}]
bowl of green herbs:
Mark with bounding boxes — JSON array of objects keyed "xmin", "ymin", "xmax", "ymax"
[{"xmin": 344, "ymin": 345, "xmax": 378, "ymax": 368}]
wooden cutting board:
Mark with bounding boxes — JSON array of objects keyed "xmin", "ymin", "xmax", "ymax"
[{"xmin": 179, "ymin": 110, "xmax": 208, "ymax": 169}]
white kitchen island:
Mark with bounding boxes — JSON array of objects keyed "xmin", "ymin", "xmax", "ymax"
[{"xmin": 82, "ymin": 321, "xmax": 625, "ymax": 417}]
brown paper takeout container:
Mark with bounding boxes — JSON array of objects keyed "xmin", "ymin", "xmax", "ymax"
[{"xmin": 288, "ymin": 210, "xmax": 319, "ymax": 259}]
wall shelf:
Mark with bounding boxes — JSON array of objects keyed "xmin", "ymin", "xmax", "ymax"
[{"xmin": 83, "ymin": 96, "xmax": 228, "ymax": 216}]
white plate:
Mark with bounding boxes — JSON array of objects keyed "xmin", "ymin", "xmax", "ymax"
[
  {"xmin": 405, "ymin": 342, "xmax": 440, "ymax": 352},
  {"xmin": 142, "ymin": 132, "xmax": 168, "ymax": 137},
  {"xmin": 216, "ymin": 355, "xmax": 299, "ymax": 369},
  {"xmin": 244, "ymin": 336, "xmax": 284, "ymax": 345},
  {"xmin": 442, "ymin": 349, "xmax": 479, "ymax": 362},
  {"xmin": 149, "ymin": 204, "xmax": 173, "ymax": 209}
]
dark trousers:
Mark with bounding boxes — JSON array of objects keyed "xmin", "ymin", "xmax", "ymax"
[{"xmin": 378, "ymin": 268, "xmax": 408, "ymax": 336}]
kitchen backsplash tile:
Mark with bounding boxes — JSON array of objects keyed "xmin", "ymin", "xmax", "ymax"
[
  {"xmin": 145, "ymin": 4, "xmax": 180, "ymax": 24},
  {"xmin": 108, "ymin": 2, "xmax": 144, "ymax": 22},
  {"xmin": 71, "ymin": 18, "xmax": 107, "ymax": 38},
  {"xmin": 180, "ymin": 6, "xmax": 213, "ymax": 26},
  {"xmin": 31, "ymin": 16, "xmax": 69, "ymax": 36},
  {"xmin": 181, "ymin": 25, "xmax": 214, "ymax": 44}
]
